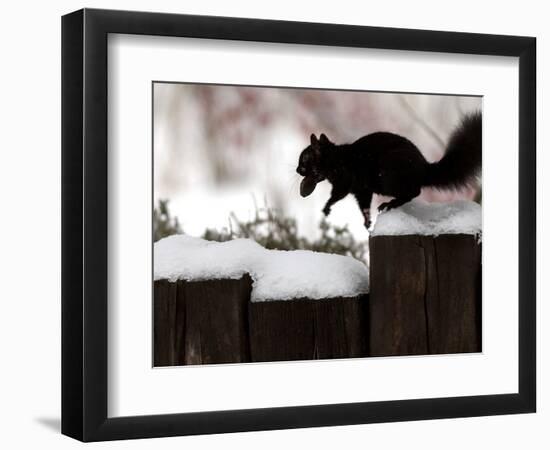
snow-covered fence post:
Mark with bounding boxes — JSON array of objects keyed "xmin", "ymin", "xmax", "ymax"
[
  {"xmin": 154, "ymin": 236, "xmax": 260, "ymax": 366},
  {"xmin": 249, "ymin": 296, "xmax": 368, "ymax": 362},
  {"xmin": 369, "ymin": 201, "xmax": 482, "ymax": 357},
  {"xmin": 247, "ymin": 245, "xmax": 369, "ymax": 362},
  {"xmin": 154, "ymin": 234, "xmax": 369, "ymax": 365}
]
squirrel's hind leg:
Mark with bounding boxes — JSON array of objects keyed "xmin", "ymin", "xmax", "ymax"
[
  {"xmin": 354, "ymin": 190, "xmax": 373, "ymax": 229},
  {"xmin": 378, "ymin": 187, "xmax": 421, "ymax": 212}
]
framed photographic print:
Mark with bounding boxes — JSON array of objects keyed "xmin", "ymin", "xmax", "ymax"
[{"xmin": 62, "ymin": 8, "xmax": 536, "ymax": 441}]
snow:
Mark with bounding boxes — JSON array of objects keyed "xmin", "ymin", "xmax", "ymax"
[
  {"xmin": 154, "ymin": 235, "xmax": 264, "ymax": 282},
  {"xmin": 154, "ymin": 200, "xmax": 480, "ymax": 301},
  {"xmin": 250, "ymin": 249, "xmax": 369, "ymax": 302},
  {"xmin": 371, "ymin": 200, "xmax": 481, "ymax": 237},
  {"xmin": 154, "ymin": 235, "xmax": 369, "ymax": 302}
]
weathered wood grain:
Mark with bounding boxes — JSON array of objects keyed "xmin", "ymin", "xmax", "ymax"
[
  {"xmin": 249, "ymin": 296, "xmax": 368, "ymax": 362},
  {"xmin": 183, "ymin": 275, "xmax": 253, "ymax": 365},
  {"xmin": 153, "ymin": 280, "xmax": 183, "ymax": 366},
  {"xmin": 155, "ymin": 234, "xmax": 480, "ymax": 365},
  {"xmin": 369, "ymin": 234, "xmax": 481, "ymax": 357},
  {"xmin": 369, "ymin": 236, "xmax": 428, "ymax": 356},
  {"xmin": 423, "ymin": 235, "xmax": 482, "ymax": 354},
  {"xmin": 153, "ymin": 275, "xmax": 253, "ymax": 366}
]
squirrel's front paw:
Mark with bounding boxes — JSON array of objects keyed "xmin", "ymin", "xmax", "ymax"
[
  {"xmin": 378, "ymin": 202, "xmax": 391, "ymax": 212},
  {"xmin": 322, "ymin": 206, "xmax": 331, "ymax": 216},
  {"xmin": 362, "ymin": 209, "xmax": 371, "ymax": 228}
]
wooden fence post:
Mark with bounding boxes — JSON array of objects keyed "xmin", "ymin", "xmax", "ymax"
[
  {"xmin": 154, "ymin": 280, "xmax": 185, "ymax": 366},
  {"xmin": 369, "ymin": 234, "xmax": 481, "ymax": 357},
  {"xmin": 153, "ymin": 275, "xmax": 253, "ymax": 366},
  {"xmin": 249, "ymin": 296, "xmax": 368, "ymax": 362},
  {"xmin": 155, "ymin": 233, "xmax": 480, "ymax": 364}
]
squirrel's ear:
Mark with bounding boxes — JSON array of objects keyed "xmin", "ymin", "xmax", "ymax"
[
  {"xmin": 319, "ymin": 133, "xmax": 331, "ymax": 145},
  {"xmin": 310, "ymin": 134, "xmax": 318, "ymax": 146}
]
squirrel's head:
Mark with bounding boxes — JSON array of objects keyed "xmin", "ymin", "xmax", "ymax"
[{"xmin": 296, "ymin": 133, "xmax": 334, "ymax": 197}]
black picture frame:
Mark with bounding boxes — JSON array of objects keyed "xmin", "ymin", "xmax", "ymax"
[{"xmin": 62, "ymin": 8, "xmax": 536, "ymax": 442}]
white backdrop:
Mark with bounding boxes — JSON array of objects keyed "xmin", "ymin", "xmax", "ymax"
[
  {"xmin": 108, "ymin": 35, "xmax": 517, "ymax": 417},
  {"xmin": 0, "ymin": 0, "xmax": 546, "ymax": 449}
]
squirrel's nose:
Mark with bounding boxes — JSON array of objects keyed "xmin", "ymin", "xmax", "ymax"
[{"xmin": 297, "ymin": 167, "xmax": 305, "ymax": 176}]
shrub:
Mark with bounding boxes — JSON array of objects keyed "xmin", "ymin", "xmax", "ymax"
[
  {"xmin": 203, "ymin": 206, "xmax": 367, "ymax": 261},
  {"xmin": 153, "ymin": 199, "xmax": 182, "ymax": 241},
  {"xmin": 156, "ymin": 199, "xmax": 368, "ymax": 263}
]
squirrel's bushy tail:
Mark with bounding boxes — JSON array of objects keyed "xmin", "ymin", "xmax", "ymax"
[{"xmin": 424, "ymin": 112, "xmax": 482, "ymax": 190}]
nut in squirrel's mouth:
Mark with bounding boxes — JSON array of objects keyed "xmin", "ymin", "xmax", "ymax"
[{"xmin": 300, "ymin": 175, "xmax": 319, "ymax": 197}]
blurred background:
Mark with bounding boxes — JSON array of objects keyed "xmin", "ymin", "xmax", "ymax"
[{"xmin": 153, "ymin": 82, "xmax": 481, "ymax": 260}]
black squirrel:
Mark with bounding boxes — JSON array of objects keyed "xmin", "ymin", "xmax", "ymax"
[{"xmin": 296, "ymin": 112, "xmax": 481, "ymax": 228}]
